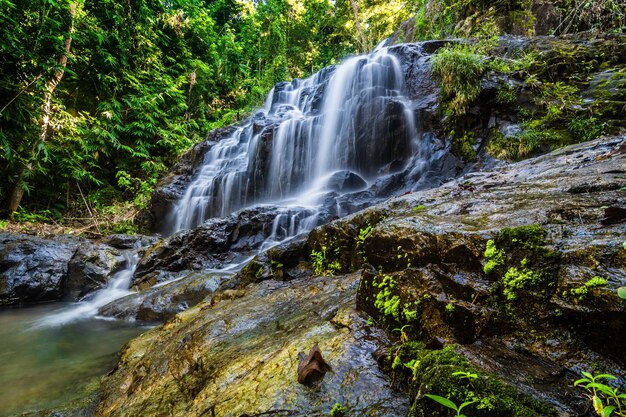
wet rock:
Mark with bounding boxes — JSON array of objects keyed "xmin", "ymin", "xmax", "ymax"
[
  {"xmin": 102, "ymin": 234, "xmax": 157, "ymax": 250},
  {"xmin": 326, "ymin": 171, "xmax": 367, "ymax": 192},
  {"xmin": 63, "ymin": 242, "xmax": 126, "ymax": 301},
  {"xmin": 98, "ymin": 273, "xmax": 408, "ymax": 417},
  {"xmin": 132, "ymin": 207, "xmax": 289, "ymax": 289},
  {"xmin": 99, "ymin": 271, "xmax": 232, "ymax": 322},
  {"xmin": 299, "ymin": 135, "xmax": 626, "ymax": 414},
  {"xmin": 0, "ymin": 233, "xmax": 81, "ymax": 306}
]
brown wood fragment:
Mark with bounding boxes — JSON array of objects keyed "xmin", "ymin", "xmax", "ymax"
[{"xmin": 297, "ymin": 343, "xmax": 331, "ymax": 387}]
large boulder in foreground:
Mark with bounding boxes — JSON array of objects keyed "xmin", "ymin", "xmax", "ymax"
[{"xmin": 98, "ymin": 272, "xmax": 408, "ymax": 417}]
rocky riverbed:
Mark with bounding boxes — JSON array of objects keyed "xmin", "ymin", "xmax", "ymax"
[{"xmin": 7, "ymin": 134, "xmax": 621, "ymax": 417}]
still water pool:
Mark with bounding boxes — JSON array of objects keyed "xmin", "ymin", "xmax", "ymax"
[{"xmin": 0, "ymin": 303, "xmax": 145, "ymax": 416}]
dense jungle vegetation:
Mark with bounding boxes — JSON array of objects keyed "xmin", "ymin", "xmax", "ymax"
[{"xmin": 0, "ymin": 0, "xmax": 624, "ymax": 229}]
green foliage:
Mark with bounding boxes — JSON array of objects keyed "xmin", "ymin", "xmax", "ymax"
[
  {"xmin": 431, "ymin": 44, "xmax": 486, "ymax": 116},
  {"xmin": 0, "ymin": 0, "xmax": 368, "ymax": 218},
  {"xmin": 483, "ymin": 225, "xmax": 559, "ymax": 308},
  {"xmin": 329, "ymin": 403, "xmax": 347, "ymax": 417},
  {"xmin": 311, "ymin": 246, "xmax": 341, "ymax": 276},
  {"xmin": 496, "ymin": 83, "xmax": 517, "ymax": 105},
  {"xmin": 0, "ymin": 219, "xmax": 8, "ymax": 230},
  {"xmin": 502, "ymin": 262, "xmax": 546, "ymax": 301},
  {"xmin": 390, "ymin": 343, "xmax": 555, "ymax": 417},
  {"xmin": 374, "ymin": 274, "xmax": 402, "ymax": 321},
  {"xmin": 570, "ymin": 276, "xmax": 609, "ymax": 299},
  {"xmin": 483, "ymin": 240, "xmax": 505, "ymax": 274},
  {"xmin": 424, "ymin": 394, "xmax": 477, "ymax": 417},
  {"xmin": 498, "ymin": 225, "xmax": 547, "ymax": 248},
  {"xmin": 568, "ymin": 117, "xmax": 607, "ymax": 142},
  {"xmin": 574, "ymin": 372, "xmax": 626, "ymax": 417}
]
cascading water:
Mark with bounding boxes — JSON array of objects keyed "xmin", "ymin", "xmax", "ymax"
[
  {"xmin": 166, "ymin": 45, "xmax": 443, "ymax": 237},
  {"xmin": 36, "ymin": 251, "xmax": 140, "ymax": 327}
]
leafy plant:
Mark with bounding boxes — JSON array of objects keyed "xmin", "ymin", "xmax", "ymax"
[
  {"xmin": 431, "ymin": 44, "xmax": 486, "ymax": 116},
  {"xmin": 424, "ymin": 394, "xmax": 478, "ymax": 417},
  {"xmin": 570, "ymin": 276, "xmax": 609, "ymax": 299},
  {"xmin": 574, "ymin": 372, "xmax": 626, "ymax": 416},
  {"xmin": 311, "ymin": 246, "xmax": 341, "ymax": 276}
]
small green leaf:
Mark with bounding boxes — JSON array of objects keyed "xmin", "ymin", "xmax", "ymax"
[
  {"xmin": 424, "ymin": 394, "xmax": 458, "ymax": 411},
  {"xmin": 601, "ymin": 405, "xmax": 615, "ymax": 417},
  {"xmin": 458, "ymin": 399, "xmax": 478, "ymax": 411},
  {"xmin": 582, "ymin": 371, "xmax": 594, "ymax": 379},
  {"xmin": 618, "ymin": 287, "xmax": 626, "ymax": 300},
  {"xmin": 586, "ymin": 382, "xmax": 615, "ymax": 396},
  {"xmin": 574, "ymin": 378, "xmax": 590, "ymax": 386},
  {"xmin": 594, "ymin": 374, "xmax": 617, "ymax": 380}
]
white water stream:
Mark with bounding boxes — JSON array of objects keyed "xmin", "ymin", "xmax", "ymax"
[{"xmin": 167, "ymin": 46, "xmax": 434, "ymax": 236}]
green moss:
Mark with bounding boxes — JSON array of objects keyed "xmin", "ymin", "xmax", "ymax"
[
  {"xmin": 374, "ymin": 274, "xmax": 402, "ymax": 321},
  {"xmin": 387, "ymin": 343, "xmax": 555, "ymax": 417},
  {"xmin": 329, "ymin": 403, "xmax": 347, "ymax": 417},
  {"xmin": 498, "ymin": 224, "xmax": 547, "ymax": 248},
  {"xmin": 484, "ymin": 239, "xmax": 505, "ymax": 274},
  {"xmin": 502, "ymin": 265, "xmax": 546, "ymax": 301},
  {"xmin": 451, "ymin": 130, "xmax": 478, "ymax": 161},
  {"xmin": 483, "ymin": 225, "xmax": 560, "ymax": 309},
  {"xmin": 570, "ymin": 276, "xmax": 609, "ymax": 300}
]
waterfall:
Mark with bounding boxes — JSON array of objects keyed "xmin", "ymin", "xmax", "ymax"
[
  {"xmin": 35, "ymin": 251, "xmax": 140, "ymax": 327},
  {"xmin": 167, "ymin": 45, "xmax": 438, "ymax": 236}
]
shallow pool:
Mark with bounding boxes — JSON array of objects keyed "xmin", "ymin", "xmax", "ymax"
[{"xmin": 0, "ymin": 303, "xmax": 145, "ymax": 416}]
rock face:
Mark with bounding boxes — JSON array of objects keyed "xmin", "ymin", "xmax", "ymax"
[
  {"xmin": 64, "ymin": 243, "xmax": 126, "ymax": 301},
  {"xmin": 132, "ymin": 206, "xmax": 304, "ymax": 289},
  {"xmin": 302, "ymin": 135, "xmax": 625, "ymax": 415},
  {"xmin": 97, "ymin": 273, "xmax": 409, "ymax": 417},
  {"xmin": 92, "ymin": 136, "xmax": 625, "ymax": 417},
  {"xmin": 0, "ymin": 233, "xmax": 79, "ymax": 306},
  {"xmin": 99, "ymin": 271, "xmax": 233, "ymax": 322},
  {"xmin": 0, "ymin": 233, "xmax": 153, "ymax": 306}
]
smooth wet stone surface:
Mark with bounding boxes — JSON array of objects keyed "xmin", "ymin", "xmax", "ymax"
[
  {"xmin": 99, "ymin": 270, "xmax": 233, "ymax": 322},
  {"xmin": 98, "ymin": 272, "xmax": 409, "ymax": 417}
]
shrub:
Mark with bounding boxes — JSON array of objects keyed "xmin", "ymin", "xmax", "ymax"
[{"xmin": 432, "ymin": 44, "xmax": 486, "ymax": 116}]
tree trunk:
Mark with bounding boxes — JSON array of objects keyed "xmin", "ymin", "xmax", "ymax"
[
  {"xmin": 8, "ymin": 3, "xmax": 77, "ymax": 216},
  {"xmin": 348, "ymin": 0, "xmax": 368, "ymax": 52}
]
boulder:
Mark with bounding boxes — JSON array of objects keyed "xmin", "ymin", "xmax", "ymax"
[
  {"xmin": 99, "ymin": 271, "xmax": 232, "ymax": 322},
  {"xmin": 326, "ymin": 170, "xmax": 367, "ymax": 192},
  {"xmin": 0, "ymin": 233, "xmax": 80, "ymax": 306},
  {"xmin": 132, "ymin": 206, "xmax": 291, "ymax": 289},
  {"xmin": 63, "ymin": 242, "xmax": 126, "ymax": 301}
]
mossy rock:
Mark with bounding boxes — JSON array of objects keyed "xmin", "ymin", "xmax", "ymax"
[{"xmin": 385, "ymin": 343, "xmax": 556, "ymax": 417}]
